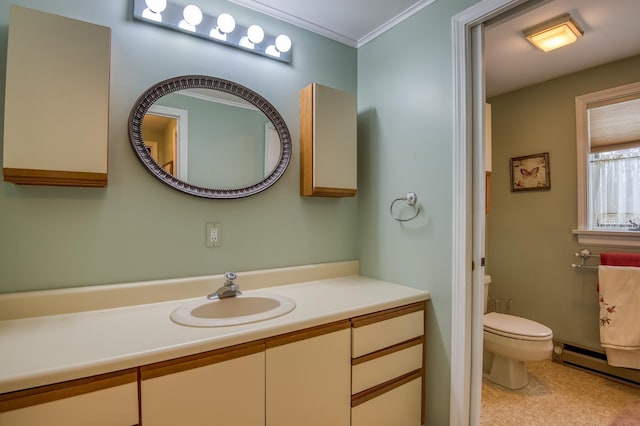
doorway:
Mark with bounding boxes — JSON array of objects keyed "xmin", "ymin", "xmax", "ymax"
[
  {"xmin": 452, "ymin": 0, "xmax": 640, "ymax": 423},
  {"xmin": 451, "ymin": 0, "xmax": 543, "ymax": 424}
]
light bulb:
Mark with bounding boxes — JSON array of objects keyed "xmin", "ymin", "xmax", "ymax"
[
  {"xmin": 183, "ymin": 5, "xmax": 203, "ymax": 26},
  {"xmin": 217, "ymin": 13, "xmax": 235, "ymax": 34},
  {"xmin": 145, "ymin": 0, "xmax": 167, "ymax": 13},
  {"xmin": 247, "ymin": 25, "xmax": 264, "ymax": 44},
  {"xmin": 275, "ymin": 35, "xmax": 291, "ymax": 53}
]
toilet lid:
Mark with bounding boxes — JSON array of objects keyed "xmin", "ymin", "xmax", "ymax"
[{"xmin": 484, "ymin": 312, "xmax": 552, "ymax": 340}]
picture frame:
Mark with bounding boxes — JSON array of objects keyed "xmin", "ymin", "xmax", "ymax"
[{"xmin": 509, "ymin": 152, "xmax": 550, "ymax": 192}]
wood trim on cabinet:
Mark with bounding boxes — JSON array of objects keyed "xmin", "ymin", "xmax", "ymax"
[
  {"xmin": 311, "ymin": 187, "xmax": 357, "ymax": 197},
  {"xmin": 266, "ymin": 319, "xmax": 351, "ymax": 349},
  {"xmin": 140, "ymin": 341, "xmax": 265, "ymax": 381},
  {"xmin": 3, "ymin": 168, "xmax": 108, "ymax": 187},
  {"xmin": 0, "ymin": 369, "xmax": 137, "ymax": 413},
  {"xmin": 351, "ymin": 336, "xmax": 424, "ymax": 365},
  {"xmin": 300, "ymin": 84, "xmax": 315, "ymax": 196},
  {"xmin": 350, "ymin": 369, "xmax": 422, "ymax": 408},
  {"xmin": 486, "ymin": 171, "xmax": 491, "ymax": 214},
  {"xmin": 350, "ymin": 301, "xmax": 426, "ymax": 328}
]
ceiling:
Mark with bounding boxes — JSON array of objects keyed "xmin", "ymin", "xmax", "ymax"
[
  {"xmin": 485, "ymin": 0, "xmax": 640, "ymax": 97},
  {"xmin": 229, "ymin": 0, "xmax": 436, "ymax": 47},
  {"xmin": 229, "ymin": 0, "xmax": 640, "ymax": 97}
]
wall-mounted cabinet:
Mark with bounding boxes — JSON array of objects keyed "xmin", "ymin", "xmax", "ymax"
[
  {"xmin": 2, "ymin": 5, "xmax": 111, "ymax": 187},
  {"xmin": 300, "ymin": 83, "xmax": 357, "ymax": 197}
]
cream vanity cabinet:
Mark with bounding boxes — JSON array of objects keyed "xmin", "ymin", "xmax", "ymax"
[
  {"xmin": 0, "ymin": 369, "xmax": 138, "ymax": 426},
  {"xmin": 0, "ymin": 301, "xmax": 425, "ymax": 426},
  {"xmin": 140, "ymin": 341, "xmax": 265, "ymax": 426},
  {"xmin": 300, "ymin": 83, "xmax": 357, "ymax": 197},
  {"xmin": 139, "ymin": 321, "xmax": 352, "ymax": 426},
  {"xmin": 350, "ymin": 302, "xmax": 426, "ymax": 426},
  {"xmin": 3, "ymin": 5, "xmax": 110, "ymax": 187},
  {"xmin": 266, "ymin": 320, "xmax": 351, "ymax": 426}
]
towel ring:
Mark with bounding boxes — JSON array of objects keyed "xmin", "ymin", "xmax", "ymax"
[{"xmin": 390, "ymin": 192, "xmax": 421, "ymax": 222}]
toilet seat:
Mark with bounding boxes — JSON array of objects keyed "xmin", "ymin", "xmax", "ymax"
[{"xmin": 484, "ymin": 312, "xmax": 552, "ymax": 341}]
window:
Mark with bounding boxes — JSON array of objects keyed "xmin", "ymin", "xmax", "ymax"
[
  {"xmin": 574, "ymin": 82, "xmax": 640, "ymax": 247},
  {"xmin": 590, "ymin": 147, "xmax": 640, "ymax": 230}
]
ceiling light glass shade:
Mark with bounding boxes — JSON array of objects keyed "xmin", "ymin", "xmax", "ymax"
[
  {"xmin": 265, "ymin": 45, "xmax": 280, "ymax": 57},
  {"xmin": 524, "ymin": 14, "xmax": 583, "ymax": 52},
  {"xmin": 247, "ymin": 25, "xmax": 264, "ymax": 44},
  {"xmin": 217, "ymin": 13, "xmax": 235, "ymax": 34},
  {"xmin": 275, "ymin": 34, "xmax": 291, "ymax": 53},
  {"xmin": 145, "ymin": 0, "xmax": 167, "ymax": 13},
  {"xmin": 183, "ymin": 5, "xmax": 203, "ymax": 26},
  {"xmin": 239, "ymin": 36, "xmax": 254, "ymax": 49}
]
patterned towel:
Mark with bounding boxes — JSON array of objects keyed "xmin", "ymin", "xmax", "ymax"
[{"xmin": 599, "ymin": 265, "xmax": 640, "ymax": 350}]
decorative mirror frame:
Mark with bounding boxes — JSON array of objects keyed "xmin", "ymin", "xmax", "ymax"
[{"xmin": 128, "ymin": 75, "xmax": 291, "ymax": 199}]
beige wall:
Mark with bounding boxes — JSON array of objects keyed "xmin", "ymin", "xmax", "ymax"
[{"xmin": 487, "ymin": 54, "xmax": 640, "ymax": 350}]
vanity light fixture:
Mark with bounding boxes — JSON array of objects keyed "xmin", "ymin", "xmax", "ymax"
[
  {"xmin": 133, "ymin": 0, "xmax": 292, "ymax": 63},
  {"xmin": 524, "ymin": 14, "xmax": 583, "ymax": 52}
]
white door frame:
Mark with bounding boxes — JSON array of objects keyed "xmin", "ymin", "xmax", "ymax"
[
  {"xmin": 450, "ymin": 0, "xmax": 530, "ymax": 424},
  {"xmin": 147, "ymin": 104, "xmax": 189, "ymax": 181}
]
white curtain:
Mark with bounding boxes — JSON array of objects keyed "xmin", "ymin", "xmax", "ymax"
[{"xmin": 590, "ymin": 147, "xmax": 640, "ymax": 229}]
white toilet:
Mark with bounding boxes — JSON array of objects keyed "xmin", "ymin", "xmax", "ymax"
[{"xmin": 483, "ymin": 275, "xmax": 553, "ymax": 389}]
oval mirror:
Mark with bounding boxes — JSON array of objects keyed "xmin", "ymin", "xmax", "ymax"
[{"xmin": 128, "ymin": 75, "xmax": 291, "ymax": 198}]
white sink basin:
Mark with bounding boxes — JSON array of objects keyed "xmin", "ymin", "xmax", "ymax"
[{"xmin": 170, "ymin": 292, "xmax": 296, "ymax": 327}]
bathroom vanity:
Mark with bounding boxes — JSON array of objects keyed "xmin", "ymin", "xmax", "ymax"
[{"xmin": 0, "ymin": 262, "xmax": 429, "ymax": 425}]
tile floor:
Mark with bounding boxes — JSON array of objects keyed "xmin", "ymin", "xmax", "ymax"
[{"xmin": 481, "ymin": 360, "xmax": 640, "ymax": 425}]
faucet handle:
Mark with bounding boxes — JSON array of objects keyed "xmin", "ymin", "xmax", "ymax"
[{"xmin": 225, "ymin": 272, "xmax": 237, "ymax": 285}]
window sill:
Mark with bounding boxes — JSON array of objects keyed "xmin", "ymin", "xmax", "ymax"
[{"xmin": 572, "ymin": 229, "xmax": 640, "ymax": 247}]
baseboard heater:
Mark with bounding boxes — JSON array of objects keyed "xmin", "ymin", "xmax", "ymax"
[{"xmin": 552, "ymin": 339, "xmax": 640, "ymax": 387}]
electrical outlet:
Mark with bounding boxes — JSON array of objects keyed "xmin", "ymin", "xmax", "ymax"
[{"xmin": 205, "ymin": 223, "xmax": 221, "ymax": 247}]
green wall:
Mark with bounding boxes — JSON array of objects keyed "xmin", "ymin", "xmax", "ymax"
[
  {"xmin": 357, "ymin": 1, "xmax": 478, "ymax": 423},
  {"xmin": 0, "ymin": 0, "xmax": 357, "ymax": 292},
  {"xmin": 487, "ymin": 54, "xmax": 640, "ymax": 351}
]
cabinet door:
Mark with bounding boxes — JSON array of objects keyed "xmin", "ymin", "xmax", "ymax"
[
  {"xmin": 266, "ymin": 320, "xmax": 351, "ymax": 426},
  {"xmin": 3, "ymin": 5, "xmax": 110, "ymax": 187},
  {"xmin": 0, "ymin": 369, "xmax": 138, "ymax": 426},
  {"xmin": 140, "ymin": 342, "xmax": 265, "ymax": 426},
  {"xmin": 300, "ymin": 83, "xmax": 357, "ymax": 197}
]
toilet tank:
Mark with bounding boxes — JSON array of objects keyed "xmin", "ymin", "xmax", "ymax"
[{"xmin": 484, "ymin": 275, "xmax": 491, "ymax": 314}]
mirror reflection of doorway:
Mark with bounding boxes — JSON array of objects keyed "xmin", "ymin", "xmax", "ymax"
[
  {"xmin": 142, "ymin": 104, "xmax": 188, "ymax": 181},
  {"xmin": 143, "ymin": 114, "xmax": 177, "ymax": 176}
]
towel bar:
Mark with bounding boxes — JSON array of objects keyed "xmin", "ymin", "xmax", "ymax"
[{"xmin": 572, "ymin": 248, "xmax": 599, "ymax": 270}]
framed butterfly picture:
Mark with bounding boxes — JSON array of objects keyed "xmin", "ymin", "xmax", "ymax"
[{"xmin": 509, "ymin": 152, "xmax": 550, "ymax": 192}]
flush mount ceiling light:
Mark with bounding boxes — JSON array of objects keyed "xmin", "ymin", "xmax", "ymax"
[
  {"xmin": 133, "ymin": 0, "xmax": 292, "ymax": 63},
  {"xmin": 524, "ymin": 14, "xmax": 583, "ymax": 53}
]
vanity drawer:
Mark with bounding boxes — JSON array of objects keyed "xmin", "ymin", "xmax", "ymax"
[
  {"xmin": 352, "ymin": 339, "xmax": 423, "ymax": 394},
  {"xmin": 351, "ymin": 302, "xmax": 425, "ymax": 358},
  {"xmin": 351, "ymin": 373, "xmax": 422, "ymax": 426}
]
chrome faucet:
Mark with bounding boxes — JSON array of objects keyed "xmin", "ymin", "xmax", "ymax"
[{"xmin": 208, "ymin": 272, "xmax": 242, "ymax": 300}]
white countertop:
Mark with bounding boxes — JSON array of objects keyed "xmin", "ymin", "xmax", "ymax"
[{"xmin": 0, "ymin": 273, "xmax": 429, "ymax": 394}]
